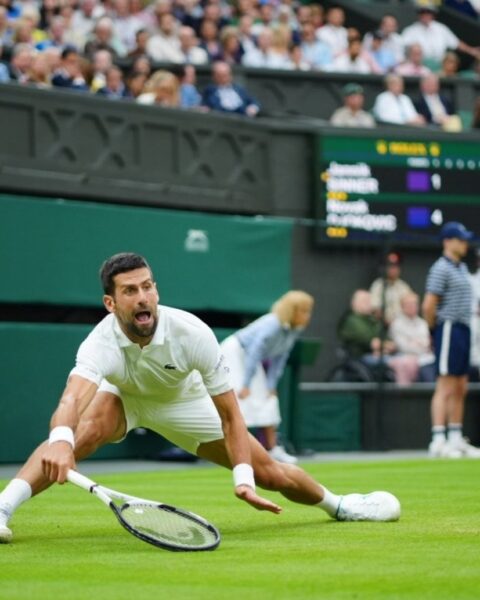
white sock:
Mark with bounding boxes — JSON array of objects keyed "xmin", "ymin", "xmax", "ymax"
[
  {"xmin": 0, "ymin": 479, "xmax": 32, "ymax": 525},
  {"xmin": 316, "ymin": 485, "xmax": 341, "ymax": 517},
  {"xmin": 432, "ymin": 426, "xmax": 446, "ymax": 443},
  {"xmin": 448, "ymin": 423, "xmax": 463, "ymax": 444}
]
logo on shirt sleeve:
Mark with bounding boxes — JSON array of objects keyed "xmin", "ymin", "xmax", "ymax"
[{"xmin": 163, "ymin": 363, "xmax": 177, "ymax": 370}]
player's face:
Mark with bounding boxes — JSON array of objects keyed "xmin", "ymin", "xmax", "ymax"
[{"xmin": 104, "ymin": 267, "xmax": 159, "ymax": 345}]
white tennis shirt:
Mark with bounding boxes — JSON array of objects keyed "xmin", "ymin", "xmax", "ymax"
[{"xmin": 70, "ymin": 305, "xmax": 233, "ymax": 403}]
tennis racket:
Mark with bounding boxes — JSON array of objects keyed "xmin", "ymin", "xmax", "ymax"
[{"xmin": 67, "ymin": 469, "xmax": 220, "ymax": 552}]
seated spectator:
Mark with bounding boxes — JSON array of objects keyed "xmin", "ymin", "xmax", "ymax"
[
  {"xmin": 369, "ymin": 251, "xmax": 412, "ymax": 326},
  {"xmin": 171, "ymin": 63, "xmax": 202, "ymax": 108},
  {"xmin": 8, "ymin": 43, "xmax": 34, "ymax": 82},
  {"xmin": 317, "ymin": 5, "xmax": 348, "ymax": 58},
  {"xmin": 25, "ymin": 51, "xmax": 52, "ymax": 88},
  {"xmin": 395, "ymin": 43, "xmax": 432, "ymax": 78},
  {"xmin": 201, "ymin": 60, "xmax": 259, "ymax": 116},
  {"xmin": 90, "ymin": 48, "xmax": 113, "ymax": 92},
  {"xmin": 70, "ymin": 0, "xmax": 105, "ymax": 52},
  {"xmin": 96, "ymin": 64, "xmax": 130, "ymax": 98},
  {"xmin": 146, "ymin": 12, "xmax": 182, "ymax": 63},
  {"xmin": 330, "ymin": 83, "xmax": 376, "ymax": 128},
  {"xmin": 251, "ymin": 1, "xmax": 276, "ymax": 37},
  {"xmin": 0, "ymin": 40, "xmax": 10, "ymax": 82},
  {"xmin": 401, "ymin": 4, "xmax": 480, "ymax": 70},
  {"xmin": 363, "ymin": 30, "xmax": 396, "ymax": 74},
  {"xmin": 269, "ymin": 26, "xmax": 294, "ymax": 70},
  {"xmin": 128, "ymin": 28, "xmax": 150, "ymax": 59},
  {"xmin": 51, "ymin": 46, "xmax": 89, "ymax": 91},
  {"xmin": 364, "ymin": 14, "xmax": 404, "ymax": 66},
  {"xmin": 84, "ymin": 16, "xmax": 126, "ymax": 59},
  {"xmin": 438, "ymin": 50, "xmax": 461, "ymax": 78},
  {"xmin": 289, "ymin": 42, "xmax": 310, "ymax": 71},
  {"xmin": 218, "ymin": 25, "xmax": 243, "ymax": 65},
  {"xmin": 35, "ymin": 15, "xmax": 68, "ymax": 52},
  {"xmin": 389, "ymin": 292, "xmax": 436, "ymax": 383},
  {"xmin": 137, "ymin": 69, "xmax": 181, "ymax": 107},
  {"xmin": 373, "ymin": 73, "xmax": 425, "ymax": 126},
  {"xmin": 242, "ymin": 27, "xmax": 275, "ymax": 68},
  {"xmin": 338, "ymin": 289, "xmax": 418, "ymax": 385},
  {"xmin": 131, "ymin": 54, "xmax": 151, "ymax": 77},
  {"xmin": 112, "ymin": 0, "xmax": 143, "ymax": 55},
  {"xmin": 300, "ymin": 21, "xmax": 332, "ymax": 71},
  {"xmin": 125, "ymin": 69, "xmax": 148, "ymax": 98},
  {"xmin": 472, "ymin": 97, "xmax": 480, "ymax": 128},
  {"xmin": 237, "ymin": 14, "xmax": 256, "ymax": 55},
  {"xmin": 414, "ymin": 73, "xmax": 461, "ymax": 131},
  {"xmin": 178, "ymin": 25, "xmax": 208, "ymax": 65},
  {"xmin": 330, "ymin": 36, "xmax": 378, "ymax": 74},
  {"xmin": 199, "ymin": 19, "xmax": 222, "ymax": 62},
  {"xmin": 0, "ymin": 6, "xmax": 14, "ymax": 50}
]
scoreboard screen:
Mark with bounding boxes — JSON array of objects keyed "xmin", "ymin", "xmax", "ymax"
[{"xmin": 314, "ymin": 132, "xmax": 480, "ymax": 246}]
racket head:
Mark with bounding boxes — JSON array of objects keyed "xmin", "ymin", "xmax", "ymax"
[{"xmin": 110, "ymin": 501, "xmax": 221, "ymax": 552}]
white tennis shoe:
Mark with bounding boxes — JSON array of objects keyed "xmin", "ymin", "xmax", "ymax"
[
  {"xmin": 0, "ymin": 524, "xmax": 12, "ymax": 544},
  {"xmin": 449, "ymin": 437, "xmax": 480, "ymax": 458},
  {"xmin": 268, "ymin": 445, "xmax": 298, "ymax": 464},
  {"xmin": 335, "ymin": 491, "xmax": 401, "ymax": 522}
]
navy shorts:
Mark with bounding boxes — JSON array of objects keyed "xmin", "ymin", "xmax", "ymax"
[{"xmin": 433, "ymin": 321, "xmax": 471, "ymax": 377}]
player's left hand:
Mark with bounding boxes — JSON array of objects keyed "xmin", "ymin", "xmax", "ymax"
[{"xmin": 235, "ymin": 485, "xmax": 282, "ymax": 514}]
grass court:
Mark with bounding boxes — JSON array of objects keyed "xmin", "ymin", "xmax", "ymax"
[{"xmin": 1, "ymin": 458, "xmax": 479, "ymax": 600}]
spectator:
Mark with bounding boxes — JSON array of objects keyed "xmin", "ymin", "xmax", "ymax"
[
  {"xmin": 338, "ymin": 289, "xmax": 418, "ymax": 385},
  {"xmin": 330, "ymin": 36, "xmax": 377, "ymax": 74},
  {"xmin": 300, "ymin": 21, "xmax": 332, "ymax": 71},
  {"xmin": 131, "ymin": 54, "xmax": 151, "ymax": 76},
  {"xmin": 84, "ymin": 16, "xmax": 126, "ymax": 58},
  {"xmin": 363, "ymin": 30, "xmax": 396, "ymax": 74},
  {"xmin": 128, "ymin": 28, "xmax": 150, "ymax": 59},
  {"xmin": 369, "ymin": 251, "xmax": 413, "ymax": 326},
  {"xmin": 237, "ymin": 14, "xmax": 256, "ymax": 55},
  {"xmin": 0, "ymin": 39, "xmax": 10, "ymax": 82},
  {"xmin": 395, "ymin": 43, "xmax": 432, "ymax": 78},
  {"xmin": 177, "ymin": 63, "xmax": 202, "ymax": 108},
  {"xmin": 201, "ymin": 60, "xmax": 259, "ymax": 116},
  {"xmin": 373, "ymin": 73, "xmax": 425, "ymax": 126},
  {"xmin": 146, "ymin": 11, "xmax": 182, "ymax": 63},
  {"xmin": 96, "ymin": 64, "xmax": 130, "ymax": 98},
  {"xmin": 364, "ymin": 14, "xmax": 404, "ymax": 65},
  {"xmin": 251, "ymin": 0, "xmax": 275, "ymax": 37},
  {"xmin": 220, "ymin": 290, "xmax": 315, "ymax": 464},
  {"xmin": 25, "ymin": 51, "xmax": 52, "ymax": 87},
  {"xmin": 218, "ymin": 25, "xmax": 242, "ymax": 65},
  {"xmin": 472, "ymin": 96, "xmax": 480, "ymax": 128},
  {"xmin": 51, "ymin": 46, "xmax": 89, "ymax": 90},
  {"xmin": 330, "ymin": 83, "xmax": 376, "ymax": 128},
  {"xmin": 401, "ymin": 4, "xmax": 480, "ymax": 69},
  {"xmin": 414, "ymin": 73, "xmax": 461, "ymax": 130},
  {"xmin": 112, "ymin": 0, "xmax": 143, "ymax": 54},
  {"xmin": 198, "ymin": 19, "xmax": 221, "ymax": 62},
  {"xmin": 0, "ymin": 5, "xmax": 14, "ymax": 49},
  {"xmin": 389, "ymin": 292, "xmax": 436, "ymax": 383},
  {"xmin": 89, "ymin": 48, "xmax": 113, "ymax": 91},
  {"xmin": 269, "ymin": 26, "xmax": 294, "ymax": 70},
  {"xmin": 242, "ymin": 27, "xmax": 273, "ymax": 68},
  {"xmin": 137, "ymin": 69, "xmax": 181, "ymax": 107},
  {"xmin": 178, "ymin": 25, "xmax": 208, "ymax": 64},
  {"xmin": 317, "ymin": 5, "xmax": 348, "ymax": 57},
  {"xmin": 438, "ymin": 50, "xmax": 461, "ymax": 78},
  {"xmin": 125, "ymin": 69, "xmax": 148, "ymax": 98},
  {"xmin": 289, "ymin": 42, "xmax": 310, "ymax": 71},
  {"xmin": 35, "ymin": 15, "xmax": 68, "ymax": 52},
  {"xmin": 69, "ymin": 0, "xmax": 105, "ymax": 51},
  {"xmin": 8, "ymin": 42, "xmax": 34, "ymax": 82}
]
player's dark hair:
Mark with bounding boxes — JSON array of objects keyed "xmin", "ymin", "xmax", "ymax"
[{"xmin": 100, "ymin": 253, "xmax": 151, "ymax": 295}]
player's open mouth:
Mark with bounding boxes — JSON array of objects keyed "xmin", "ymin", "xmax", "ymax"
[{"xmin": 134, "ymin": 311, "xmax": 152, "ymax": 324}]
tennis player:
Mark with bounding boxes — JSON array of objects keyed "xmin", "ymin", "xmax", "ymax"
[{"xmin": 0, "ymin": 253, "xmax": 400, "ymax": 543}]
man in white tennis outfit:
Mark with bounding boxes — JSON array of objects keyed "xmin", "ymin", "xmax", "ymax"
[{"xmin": 0, "ymin": 253, "xmax": 400, "ymax": 543}]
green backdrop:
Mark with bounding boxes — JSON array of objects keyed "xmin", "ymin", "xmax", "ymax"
[{"xmin": 0, "ymin": 193, "xmax": 293, "ymax": 312}]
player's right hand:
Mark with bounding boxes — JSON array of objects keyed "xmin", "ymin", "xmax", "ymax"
[
  {"xmin": 235, "ymin": 484, "xmax": 282, "ymax": 514},
  {"xmin": 41, "ymin": 442, "xmax": 76, "ymax": 484}
]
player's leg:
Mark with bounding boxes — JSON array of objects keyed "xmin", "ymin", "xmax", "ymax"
[
  {"xmin": 0, "ymin": 391, "xmax": 126, "ymax": 543},
  {"xmin": 197, "ymin": 435, "xmax": 401, "ymax": 521},
  {"xmin": 447, "ymin": 375, "xmax": 480, "ymax": 457}
]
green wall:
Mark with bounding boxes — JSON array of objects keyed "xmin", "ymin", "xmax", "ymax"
[{"xmin": 0, "ymin": 193, "xmax": 292, "ymax": 312}]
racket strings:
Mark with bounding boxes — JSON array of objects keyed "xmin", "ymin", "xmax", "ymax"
[{"xmin": 120, "ymin": 503, "xmax": 217, "ymax": 549}]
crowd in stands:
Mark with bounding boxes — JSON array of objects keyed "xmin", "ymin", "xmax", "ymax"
[{"xmin": 0, "ymin": 0, "xmax": 480, "ymax": 123}]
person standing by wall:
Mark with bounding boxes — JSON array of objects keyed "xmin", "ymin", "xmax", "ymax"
[
  {"xmin": 220, "ymin": 291, "xmax": 314, "ymax": 464},
  {"xmin": 422, "ymin": 222, "xmax": 480, "ymax": 458}
]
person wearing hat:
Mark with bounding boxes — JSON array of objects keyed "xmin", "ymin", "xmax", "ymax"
[
  {"xmin": 330, "ymin": 83, "xmax": 376, "ymax": 127},
  {"xmin": 422, "ymin": 221, "xmax": 480, "ymax": 458},
  {"xmin": 401, "ymin": 4, "xmax": 480, "ymax": 68}
]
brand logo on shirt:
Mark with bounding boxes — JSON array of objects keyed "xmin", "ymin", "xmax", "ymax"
[{"xmin": 164, "ymin": 363, "xmax": 177, "ymax": 370}]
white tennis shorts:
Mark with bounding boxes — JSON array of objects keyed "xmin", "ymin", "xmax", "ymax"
[
  {"xmin": 99, "ymin": 380, "xmax": 224, "ymax": 455},
  {"xmin": 220, "ymin": 335, "xmax": 281, "ymax": 428}
]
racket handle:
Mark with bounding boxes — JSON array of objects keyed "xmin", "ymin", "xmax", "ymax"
[{"xmin": 67, "ymin": 469, "xmax": 97, "ymax": 492}]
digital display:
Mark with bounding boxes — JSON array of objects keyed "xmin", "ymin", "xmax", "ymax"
[{"xmin": 314, "ymin": 132, "xmax": 480, "ymax": 246}]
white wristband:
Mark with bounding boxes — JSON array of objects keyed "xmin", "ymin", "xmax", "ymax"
[
  {"xmin": 48, "ymin": 426, "xmax": 75, "ymax": 449},
  {"xmin": 233, "ymin": 463, "xmax": 255, "ymax": 490}
]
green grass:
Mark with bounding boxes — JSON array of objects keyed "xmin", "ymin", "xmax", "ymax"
[{"xmin": 1, "ymin": 459, "xmax": 480, "ymax": 600}]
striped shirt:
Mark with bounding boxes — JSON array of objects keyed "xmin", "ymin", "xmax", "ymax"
[{"xmin": 425, "ymin": 256, "xmax": 472, "ymax": 326}]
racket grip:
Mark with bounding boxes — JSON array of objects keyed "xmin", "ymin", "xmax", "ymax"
[{"xmin": 67, "ymin": 469, "xmax": 97, "ymax": 492}]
